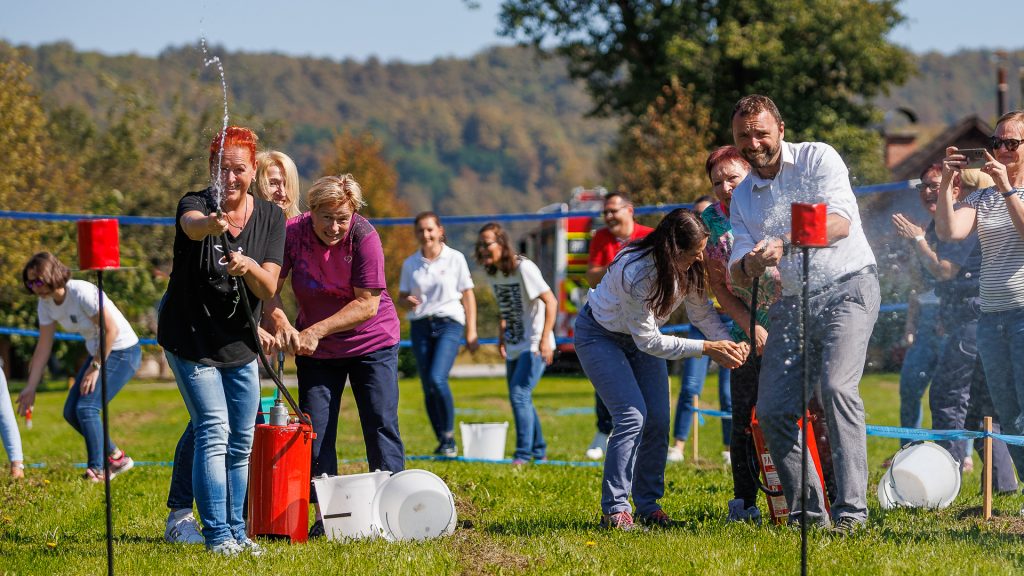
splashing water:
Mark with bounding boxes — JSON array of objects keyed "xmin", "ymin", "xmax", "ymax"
[{"xmin": 200, "ymin": 36, "xmax": 230, "ymax": 212}]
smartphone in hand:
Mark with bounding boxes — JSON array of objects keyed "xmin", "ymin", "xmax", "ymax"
[{"xmin": 960, "ymin": 148, "xmax": 987, "ymax": 169}]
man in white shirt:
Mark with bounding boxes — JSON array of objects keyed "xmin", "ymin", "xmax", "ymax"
[{"xmin": 727, "ymin": 95, "xmax": 880, "ymax": 533}]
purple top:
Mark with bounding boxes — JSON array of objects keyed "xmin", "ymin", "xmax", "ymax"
[{"xmin": 282, "ymin": 212, "xmax": 400, "ymax": 359}]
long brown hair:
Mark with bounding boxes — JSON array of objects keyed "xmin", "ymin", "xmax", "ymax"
[
  {"xmin": 619, "ymin": 208, "xmax": 709, "ymax": 318},
  {"xmin": 475, "ymin": 222, "xmax": 518, "ymax": 277}
]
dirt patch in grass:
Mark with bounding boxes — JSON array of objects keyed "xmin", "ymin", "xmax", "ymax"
[
  {"xmin": 453, "ymin": 529, "xmax": 534, "ymax": 575},
  {"xmin": 959, "ymin": 507, "xmax": 1024, "ymax": 534}
]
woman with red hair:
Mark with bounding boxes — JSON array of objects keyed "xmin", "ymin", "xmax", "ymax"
[{"xmin": 157, "ymin": 126, "xmax": 285, "ymax": 555}]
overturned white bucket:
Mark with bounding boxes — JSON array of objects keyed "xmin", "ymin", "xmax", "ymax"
[
  {"xmin": 460, "ymin": 421, "xmax": 508, "ymax": 460},
  {"xmin": 313, "ymin": 471, "xmax": 392, "ymax": 540},
  {"xmin": 372, "ymin": 469, "xmax": 457, "ymax": 541},
  {"xmin": 877, "ymin": 442, "xmax": 961, "ymax": 509}
]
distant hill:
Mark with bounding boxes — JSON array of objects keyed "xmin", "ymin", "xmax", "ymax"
[{"xmin": 11, "ymin": 43, "xmax": 1024, "ymax": 216}]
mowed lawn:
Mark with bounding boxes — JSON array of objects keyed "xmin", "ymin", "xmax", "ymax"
[{"xmin": 1, "ymin": 369, "xmax": 1023, "ymax": 575}]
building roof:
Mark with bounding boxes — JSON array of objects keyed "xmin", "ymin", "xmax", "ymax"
[{"xmin": 890, "ymin": 115, "xmax": 993, "ymax": 181}]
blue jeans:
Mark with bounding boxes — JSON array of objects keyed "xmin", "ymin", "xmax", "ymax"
[
  {"xmin": 165, "ymin": 351, "xmax": 259, "ymax": 548},
  {"xmin": 978, "ymin": 308, "xmax": 1024, "ymax": 475},
  {"xmin": 672, "ymin": 326, "xmax": 732, "ymax": 445},
  {"xmin": 575, "ymin": 306, "xmax": 669, "ymax": 516},
  {"xmin": 506, "ymin": 351, "xmax": 547, "ymax": 461},
  {"xmin": 0, "ymin": 368, "xmax": 24, "ymax": 463},
  {"xmin": 898, "ymin": 302, "xmax": 943, "ymax": 446},
  {"xmin": 297, "ymin": 343, "xmax": 405, "ymax": 504},
  {"xmin": 167, "ymin": 422, "xmax": 196, "ymax": 511},
  {"xmin": 410, "ymin": 317, "xmax": 462, "ymax": 442},
  {"xmin": 63, "ymin": 345, "xmax": 141, "ymax": 469}
]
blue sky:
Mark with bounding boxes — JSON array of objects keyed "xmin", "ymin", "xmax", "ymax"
[{"xmin": 1, "ymin": 0, "xmax": 1019, "ymax": 63}]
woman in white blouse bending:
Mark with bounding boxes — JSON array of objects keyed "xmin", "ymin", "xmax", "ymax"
[
  {"xmin": 399, "ymin": 212, "xmax": 479, "ymax": 457},
  {"xmin": 574, "ymin": 209, "xmax": 747, "ymax": 530}
]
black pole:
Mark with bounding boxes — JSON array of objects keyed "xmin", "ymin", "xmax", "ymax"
[
  {"xmin": 800, "ymin": 247, "xmax": 810, "ymax": 576},
  {"xmin": 97, "ymin": 271, "xmax": 114, "ymax": 576}
]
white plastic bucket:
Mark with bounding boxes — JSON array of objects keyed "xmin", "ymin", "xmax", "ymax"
[
  {"xmin": 312, "ymin": 471, "xmax": 392, "ymax": 540},
  {"xmin": 371, "ymin": 469, "xmax": 457, "ymax": 541},
  {"xmin": 876, "ymin": 467, "xmax": 900, "ymax": 510},
  {"xmin": 882, "ymin": 442, "xmax": 961, "ymax": 509},
  {"xmin": 460, "ymin": 421, "xmax": 508, "ymax": 460}
]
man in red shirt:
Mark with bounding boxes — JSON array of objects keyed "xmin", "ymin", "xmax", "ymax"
[{"xmin": 583, "ymin": 191, "xmax": 653, "ymax": 459}]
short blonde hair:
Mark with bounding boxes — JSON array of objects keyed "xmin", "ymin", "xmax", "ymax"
[
  {"xmin": 959, "ymin": 168, "xmax": 995, "ymax": 193},
  {"xmin": 306, "ymin": 174, "xmax": 367, "ymax": 214},
  {"xmin": 255, "ymin": 150, "xmax": 301, "ymax": 218}
]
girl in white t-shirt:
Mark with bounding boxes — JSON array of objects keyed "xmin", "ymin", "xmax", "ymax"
[
  {"xmin": 399, "ymin": 212, "xmax": 479, "ymax": 457},
  {"xmin": 16, "ymin": 252, "xmax": 141, "ymax": 482},
  {"xmin": 475, "ymin": 222, "xmax": 556, "ymax": 464}
]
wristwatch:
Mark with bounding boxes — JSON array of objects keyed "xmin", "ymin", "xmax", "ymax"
[
  {"xmin": 779, "ymin": 236, "xmax": 792, "ymax": 256},
  {"xmin": 90, "ymin": 359, "xmax": 102, "ymax": 371}
]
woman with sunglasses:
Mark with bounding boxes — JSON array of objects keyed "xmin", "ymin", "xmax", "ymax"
[
  {"xmin": 17, "ymin": 251, "xmax": 141, "ymax": 482},
  {"xmin": 936, "ymin": 111, "xmax": 1024, "ymax": 485}
]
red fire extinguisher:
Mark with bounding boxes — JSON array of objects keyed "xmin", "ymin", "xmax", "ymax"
[
  {"xmin": 248, "ymin": 398, "xmax": 316, "ymax": 543},
  {"xmin": 749, "ymin": 407, "xmax": 831, "ymax": 524}
]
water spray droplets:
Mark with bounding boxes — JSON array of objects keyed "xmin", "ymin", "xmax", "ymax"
[{"xmin": 200, "ymin": 36, "xmax": 231, "ymax": 211}]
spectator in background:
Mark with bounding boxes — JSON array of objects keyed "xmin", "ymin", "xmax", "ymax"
[
  {"xmin": 1, "ymin": 360, "xmax": 24, "ymax": 478},
  {"xmin": 668, "ymin": 194, "xmax": 733, "ymax": 466},
  {"xmin": 399, "ymin": 212, "xmax": 479, "ymax": 457},
  {"xmin": 729, "ymin": 95, "xmax": 879, "ymax": 533},
  {"xmin": 266, "ymin": 174, "xmax": 405, "ymax": 538},
  {"xmin": 583, "ymin": 192, "xmax": 653, "ymax": 460},
  {"xmin": 575, "ymin": 208, "xmax": 747, "ymax": 530},
  {"xmin": 18, "ymin": 252, "xmax": 141, "ymax": 484},
  {"xmin": 476, "ymin": 222, "xmax": 556, "ymax": 465},
  {"xmin": 255, "ymin": 150, "xmax": 302, "ymax": 218},
  {"xmin": 889, "ymin": 168, "xmax": 949, "ymax": 463},
  {"xmin": 936, "ymin": 112, "xmax": 1024, "ymax": 499}
]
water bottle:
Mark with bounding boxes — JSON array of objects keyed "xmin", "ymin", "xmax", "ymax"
[{"xmin": 269, "ymin": 399, "xmax": 289, "ymax": 426}]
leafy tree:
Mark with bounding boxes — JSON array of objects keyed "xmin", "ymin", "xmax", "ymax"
[
  {"xmin": 498, "ymin": 0, "xmax": 913, "ymax": 182},
  {"xmin": 604, "ymin": 77, "xmax": 714, "ymax": 204}
]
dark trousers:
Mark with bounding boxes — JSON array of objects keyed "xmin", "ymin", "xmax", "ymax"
[
  {"xmin": 297, "ymin": 344, "xmax": 405, "ymax": 503},
  {"xmin": 729, "ymin": 355, "xmax": 759, "ymax": 508},
  {"xmin": 595, "ymin": 393, "xmax": 613, "ymax": 435}
]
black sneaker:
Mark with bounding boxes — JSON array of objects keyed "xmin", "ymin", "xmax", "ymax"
[
  {"xmin": 831, "ymin": 516, "xmax": 865, "ymax": 536},
  {"xmin": 636, "ymin": 509, "xmax": 679, "ymax": 529},
  {"xmin": 308, "ymin": 519, "xmax": 325, "ymax": 539}
]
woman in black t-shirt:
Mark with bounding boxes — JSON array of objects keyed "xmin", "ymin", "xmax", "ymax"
[{"xmin": 157, "ymin": 126, "xmax": 285, "ymax": 556}]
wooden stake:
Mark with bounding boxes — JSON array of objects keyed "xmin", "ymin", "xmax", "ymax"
[
  {"xmin": 692, "ymin": 394, "xmax": 700, "ymax": 462},
  {"xmin": 983, "ymin": 416, "xmax": 993, "ymax": 521}
]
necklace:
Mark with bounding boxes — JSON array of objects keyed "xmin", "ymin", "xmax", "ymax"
[{"xmin": 223, "ymin": 196, "xmax": 250, "ymax": 230}]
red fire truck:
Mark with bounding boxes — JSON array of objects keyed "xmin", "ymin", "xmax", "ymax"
[{"xmin": 520, "ymin": 187, "xmax": 607, "ymax": 367}]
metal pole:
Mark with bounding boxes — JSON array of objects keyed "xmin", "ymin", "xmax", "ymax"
[
  {"xmin": 800, "ymin": 247, "xmax": 810, "ymax": 576},
  {"xmin": 98, "ymin": 271, "xmax": 114, "ymax": 576}
]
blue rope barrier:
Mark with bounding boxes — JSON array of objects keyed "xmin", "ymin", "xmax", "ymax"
[{"xmin": 0, "ymin": 180, "xmax": 916, "ymax": 228}]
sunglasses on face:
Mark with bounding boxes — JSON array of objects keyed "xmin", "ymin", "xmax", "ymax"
[
  {"xmin": 915, "ymin": 182, "xmax": 940, "ymax": 192},
  {"xmin": 475, "ymin": 240, "xmax": 498, "ymax": 250},
  {"xmin": 602, "ymin": 206, "xmax": 626, "ymax": 217},
  {"xmin": 25, "ymin": 278, "xmax": 47, "ymax": 289},
  {"xmin": 989, "ymin": 136, "xmax": 1023, "ymax": 152}
]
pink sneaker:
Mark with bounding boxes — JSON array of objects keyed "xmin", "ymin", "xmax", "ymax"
[
  {"xmin": 107, "ymin": 452, "xmax": 135, "ymax": 480},
  {"xmin": 600, "ymin": 510, "xmax": 634, "ymax": 531},
  {"xmin": 82, "ymin": 468, "xmax": 104, "ymax": 483}
]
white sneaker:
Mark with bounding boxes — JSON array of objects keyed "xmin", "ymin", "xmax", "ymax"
[
  {"xmin": 667, "ymin": 446, "xmax": 684, "ymax": 463},
  {"xmin": 237, "ymin": 537, "xmax": 264, "ymax": 556},
  {"xmin": 721, "ymin": 451, "xmax": 732, "ymax": 466},
  {"xmin": 585, "ymin": 432, "xmax": 608, "ymax": 460},
  {"xmin": 165, "ymin": 509, "xmax": 204, "ymax": 544},
  {"xmin": 726, "ymin": 498, "xmax": 762, "ymax": 524},
  {"xmin": 209, "ymin": 539, "xmax": 244, "ymax": 556}
]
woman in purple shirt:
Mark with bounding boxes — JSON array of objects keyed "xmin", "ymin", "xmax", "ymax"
[{"xmin": 266, "ymin": 174, "xmax": 405, "ymax": 537}]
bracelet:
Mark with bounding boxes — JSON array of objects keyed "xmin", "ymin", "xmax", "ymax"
[
  {"xmin": 1002, "ymin": 188, "xmax": 1020, "ymax": 199},
  {"xmin": 912, "ymin": 234, "xmax": 925, "ymax": 243},
  {"xmin": 90, "ymin": 359, "xmax": 101, "ymax": 371}
]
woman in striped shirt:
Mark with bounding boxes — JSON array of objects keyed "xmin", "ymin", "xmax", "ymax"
[{"xmin": 935, "ymin": 110, "xmax": 1024, "ymax": 485}]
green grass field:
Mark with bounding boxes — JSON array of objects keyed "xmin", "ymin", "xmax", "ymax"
[{"xmin": 1, "ymin": 371, "xmax": 1023, "ymax": 575}]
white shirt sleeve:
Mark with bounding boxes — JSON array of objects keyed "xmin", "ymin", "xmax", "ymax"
[
  {"xmin": 517, "ymin": 259, "xmax": 552, "ymax": 301},
  {"xmin": 398, "ymin": 255, "xmax": 413, "ymax": 293},
  {"xmin": 682, "ymin": 294, "xmax": 732, "ymax": 341},
  {"xmin": 455, "ymin": 251, "xmax": 474, "ymax": 292},
  {"xmin": 618, "ymin": 268, "xmax": 704, "ymax": 360},
  {"xmin": 729, "ymin": 185, "xmax": 755, "ymax": 270},
  {"xmin": 813, "ymin": 145, "xmax": 855, "ymax": 222}
]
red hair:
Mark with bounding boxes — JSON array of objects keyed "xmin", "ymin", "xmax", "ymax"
[
  {"xmin": 705, "ymin": 145, "xmax": 749, "ymax": 183},
  {"xmin": 209, "ymin": 126, "xmax": 258, "ymax": 167}
]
